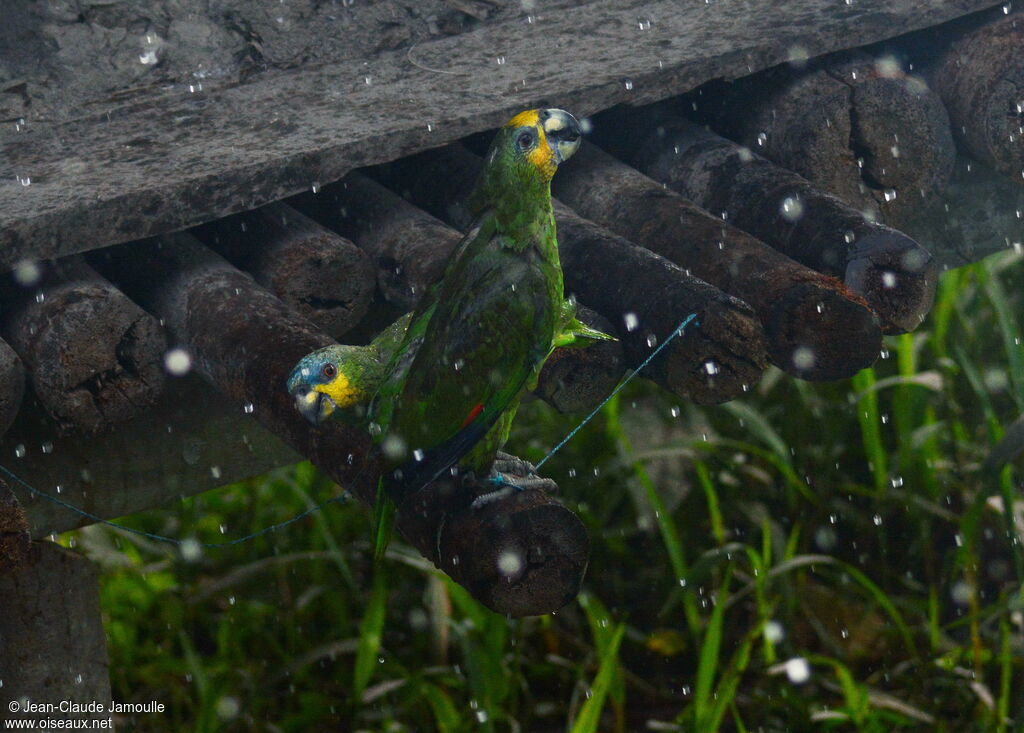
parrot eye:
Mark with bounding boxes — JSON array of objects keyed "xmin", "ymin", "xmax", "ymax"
[
  {"xmin": 516, "ymin": 130, "xmax": 535, "ymax": 151},
  {"xmin": 321, "ymin": 363, "xmax": 337, "ymax": 379}
]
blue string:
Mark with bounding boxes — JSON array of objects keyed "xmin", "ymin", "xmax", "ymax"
[
  {"xmin": 535, "ymin": 312, "xmax": 698, "ymax": 470},
  {"xmin": 0, "ymin": 312, "xmax": 698, "ymax": 549}
]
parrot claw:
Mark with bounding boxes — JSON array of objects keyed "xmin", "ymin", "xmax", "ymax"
[{"xmin": 492, "ymin": 451, "xmax": 539, "ymax": 478}]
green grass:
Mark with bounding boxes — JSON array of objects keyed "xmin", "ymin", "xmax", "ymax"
[{"xmin": 65, "ymin": 251, "xmax": 1024, "ymax": 731}]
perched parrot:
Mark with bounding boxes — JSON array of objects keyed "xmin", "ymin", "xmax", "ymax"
[
  {"xmin": 288, "ymin": 313, "xmax": 412, "ymax": 426},
  {"xmin": 366, "ymin": 107, "xmax": 584, "ymax": 499},
  {"xmin": 288, "ymin": 108, "xmax": 594, "ymax": 552},
  {"xmin": 288, "ymin": 302, "xmax": 610, "ymax": 427}
]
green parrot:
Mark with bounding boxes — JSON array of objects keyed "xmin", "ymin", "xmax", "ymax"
[
  {"xmin": 287, "ymin": 312, "xmax": 412, "ymax": 426},
  {"xmin": 368, "ymin": 107, "xmax": 585, "ymax": 500},
  {"xmin": 288, "ymin": 301, "xmax": 609, "ymax": 428},
  {"xmin": 289, "ymin": 108, "xmax": 586, "ymax": 504}
]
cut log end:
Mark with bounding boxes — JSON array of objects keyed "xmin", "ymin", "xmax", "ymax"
[
  {"xmin": 43, "ymin": 292, "xmax": 166, "ymax": 432},
  {"xmin": 651, "ymin": 299, "xmax": 768, "ymax": 405},
  {"xmin": 767, "ymin": 280, "xmax": 882, "ymax": 380},
  {"xmin": 0, "ymin": 339, "xmax": 25, "ymax": 435},
  {"xmin": 437, "ymin": 488, "xmax": 590, "ymax": 617},
  {"xmin": 935, "ymin": 13, "xmax": 1024, "ymax": 178},
  {"xmin": 536, "ymin": 307, "xmax": 624, "ymax": 414},
  {"xmin": 844, "ymin": 233, "xmax": 938, "ymax": 334},
  {"xmin": 262, "ymin": 235, "xmax": 376, "ymax": 339}
]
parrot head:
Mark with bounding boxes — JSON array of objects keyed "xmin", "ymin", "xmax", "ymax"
[
  {"xmin": 287, "ymin": 345, "xmax": 366, "ymax": 425},
  {"xmin": 490, "ymin": 108, "xmax": 583, "ymax": 182}
]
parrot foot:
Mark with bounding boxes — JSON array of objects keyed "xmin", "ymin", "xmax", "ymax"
[{"xmin": 492, "ymin": 451, "xmax": 540, "ymax": 479}]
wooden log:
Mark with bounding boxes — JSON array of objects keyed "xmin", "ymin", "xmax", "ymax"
[
  {"xmin": 898, "ymin": 154, "xmax": 1024, "ymax": 269},
  {"xmin": 0, "ymin": 257, "xmax": 166, "ymax": 433},
  {"xmin": 0, "ymin": 542, "xmax": 111, "ymax": 726},
  {"xmin": 193, "ymin": 202, "xmax": 375, "ymax": 339},
  {"xmin": 552, "ymin": 142, "xmax": 882, "ymax": 381},
  {"xmin": 726, "ymin": 54, "xmax": 956, "ymax": 226},
  {"xmin": 534, "ymin": 306, "xmax": 625, "ymax": 413},
  {"xmin": 292, "ymin": 173, "xmax": 462, "ymax": 312},
  {"xmin": 0, "ymin": 479, "xmax": 29, "ymax": 571},
  {"xmin": 932, "ymin": 13, "xmax": 1024, "ymax": 182},
  {"xmin": 597, "ymin": 114, "xmax": 938, "ymax": 334},
  {"xmin": 292, "ymin": 173, "xmax": 627, "ymax": 413},
  {"xmin": 375, "ymin": 144, "xmax": 768, "ymax": 404},
  {"xmin": 0, "ymin": 337, "xmax": 25, "ymax": 436},
  {"xmin": 87, "ymin": 235, "xmax": 587, "ymax": 617},
  {"xmin": 0, "ymin": 1, "xmax": 996, "ymax": 269}
]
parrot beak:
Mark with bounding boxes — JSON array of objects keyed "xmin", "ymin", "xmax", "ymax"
[
  {"xmin": 542, "ymin": 109, "xmax": 582, "ymax": 165},
  {"xmin": 291, "ymin": 383, "xmax": 336, "ymax": 425}
]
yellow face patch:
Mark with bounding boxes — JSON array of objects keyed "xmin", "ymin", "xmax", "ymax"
[
  {"xmin": 505, "ymin": 109, "xmax": 540, "ymax": 128},
  {"xmin": 504, "ymin": 109, "xmax": 558, "ymax": 179},
  {"xmin": 314, "ymin": 374, "xmax": 360, "ymax": 409}
]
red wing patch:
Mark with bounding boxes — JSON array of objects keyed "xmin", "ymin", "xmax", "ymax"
[{"xmin": 460, "ymin": 402, "xmax": 485, "ymax": 429}]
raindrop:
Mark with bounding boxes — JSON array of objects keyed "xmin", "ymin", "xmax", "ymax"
[
  {"xmin": 623, "ymin": 312, "xmax": 640, "ymax": 332},
  {"xmin": 883, "ymin": 189, "xmax": 897, "ymax": 202},
  {"xmin": 34, "ymin": 291, "xmax": 45, "ymax": 303},
  {"xmin": 780, "ymin": 195, "xmax": 804, "ymax": 222},
  {"xmin": 243, "ymin": 403, "xmax": 254, "ymax": 414},
  {"xmin": 496, "ymin": 55, "xmax": 506, "ymax": 65},
  {"xmin": 703, "ymin": 360, "xmax": 720, "ymax": 376},
  {"xmin": 41, "ymin": 442, "xmax": 53, "ymax": 454},
  {"xmin": 764, "ymin": 620, "xmax": 785, "ymax": 643},
  {"xmin": 792, "ymin": 347, "xmax": 815, "ymax": 371},
  {"xmin": 413, "ymin": 448, "xmax": 425, "ymax": 462},
  {"xmin": 18, "ymin": 176, "xmax": 31, "ymax": 187},
  {"xmin": 646, "ymin": 333, "xmax": 658, "ymax": 348},
  {"xmin": 873, "ymin": 514, "xmax": 882, "ymax": 526},
  {"xmin": 382, "ymin": 434, "xmax": 406, "ymax": 460},
  {"xmin": 311, "ymin": 182, "xmax": 320, "ymax": 194},
  {"xmin": 624, "ymin": 79, "xmax": 634, "ymax": 91},
  {"xmin": 12, "ymin": 261, "xmax": 41, "ymax": 287},
  {"xmin": 787, "ymin": 45, "xmax": 810, "ymax": 66},
  {"xmin": 210, "ymin": 465, "xmax": 222, "ymax": 479},
  {"xmin": 164, "ymin": 348, "xmax": 192, "ymax": 376},
  {"xmin": 670, "ymin": 406, "xmax": 680, "ymax": 418},
  {"xmin": 216, "ymin": 697, "xmax": 240, "ymax": 720},
  {"xmin": 180, "ymin": 538, "xmax": 202, "ymax": 562},
  {"xmin": 228, "ymin": 595, "xmax": 236, "ymax": 604},
  {"xmin": 14, "ymin": 444, "xmax": 25, "ymax": 459},
  {"xmin": 951, "ymin": 581, "xmax": 972, "ymax": 605},
  {"xmin": 756, "ymin": 132, "xmax": 767, "ymax": 146},
  {"xmin": 890, "ymin": 475, "xmax": 904, "ymax": 488},
  {"xmin": 783, "ymin": 657, "xmax": 811, "ymax": 684},
  {"xmin": 497, "ymin": 550, "xmax": 523, "ymax": 578}
]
